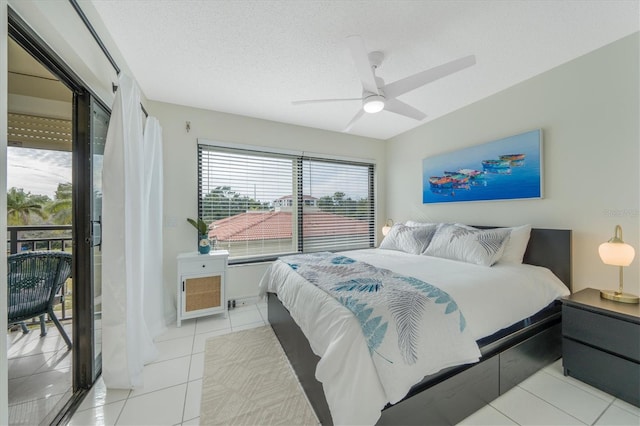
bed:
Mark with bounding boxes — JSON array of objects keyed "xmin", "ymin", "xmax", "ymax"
[{"xmin": 261, "ymin": 225, "xmax": 572, "ymax": 425}]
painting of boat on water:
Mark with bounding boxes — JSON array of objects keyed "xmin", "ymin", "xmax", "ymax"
[{"xmin": 422, "ymin": 129, "xmax": 542, "ymax": 203}]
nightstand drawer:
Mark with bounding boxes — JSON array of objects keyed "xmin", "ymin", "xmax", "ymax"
[
  {"xmin": 180, "ymin": 258, "xmax": 226, "ymax": 275},
  {"xmin": 563, "ymin": 338, "xmax": 639, "ymax": 407},
  {"xmin": 563, "ymin": 305, "xmax": 640, "ymax": 362}
]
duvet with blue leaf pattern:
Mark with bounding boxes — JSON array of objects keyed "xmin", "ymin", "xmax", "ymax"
[{"xmin": 279, "ymin": 252, "xmax": 481, "ymax": 419}]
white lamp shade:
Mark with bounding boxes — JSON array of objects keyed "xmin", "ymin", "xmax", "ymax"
[
  {"xmin": 382, "ymin": 225, "xmax": 392, "ymax": 236},
  {"xmin": 599, "ymin": 242, "xmax": 635, "ymax": 266}
]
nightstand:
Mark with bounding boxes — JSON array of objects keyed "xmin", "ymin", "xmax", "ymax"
[
  {"xmin": 177, "ymin": 250, "xmax": 229, "ymax": 327},
  {"xmin": 562, "ymin": 288, "xmax": 639, "ymax": 407}
]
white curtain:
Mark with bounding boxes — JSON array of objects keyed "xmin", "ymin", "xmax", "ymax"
[
  {"xmin": 102, "ymin": 73, "xmax": 160, "ymax": 388},
  {"xmin": 142, "ymin": 117, "xmax": 166, "ymax": 338}
]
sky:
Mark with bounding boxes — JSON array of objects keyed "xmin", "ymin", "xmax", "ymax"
[{"xmin": 7, "ymin": 147, "xmax": 72, "ymax": 198}]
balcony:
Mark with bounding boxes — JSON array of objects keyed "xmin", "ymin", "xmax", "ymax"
[
  {"xmin": 7, "ymin": 225, "xmax": 73, "ymax": 320},
  {"xmin": 6, "ymin": 225, "xmax": 74, "ymax": 424}
]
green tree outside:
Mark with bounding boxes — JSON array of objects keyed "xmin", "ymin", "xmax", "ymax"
[
  {"xmin": 46, "ymin": 182, "xmax": 72, "ymax": 225},
  {"xmin": 7, "ymin": 187, "xmax": 49, "ymax": 225}
]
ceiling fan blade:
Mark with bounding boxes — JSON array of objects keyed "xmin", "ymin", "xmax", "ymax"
[
  {"xmin": 384, "ymin": 98, "xmax": 426, "ymax": 121},
  {"xmin": 384, "ymin": 55, "xmax": 476, "ymax": 98},
  {"xmin": 343, "ymin": 108, "xmax": 365, "ymax": 132},
  {"xmin": 346, "ymin": 35, "xmax": 379, "ymax": 95},
  {"xmin": 292, "ymin": 97, "xmax": 363, "ymax": 105}
]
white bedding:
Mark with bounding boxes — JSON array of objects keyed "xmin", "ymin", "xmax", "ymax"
[{"xmin": 258, "ymin": 248, "xmax": 570, "ymax": 425}]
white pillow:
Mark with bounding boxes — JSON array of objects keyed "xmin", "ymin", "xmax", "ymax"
[
  {"xmin": 498, "ymin": 224, "xmax": 532, "ymax": 264},
  {"xmin": 424, "ymin": 223, "xmax": 511, "ymax": 266},
  {"xmin": 380, "ymin": 223, "xmax": 438, "ymax": 255},
  {"xmin": 404, "ymin": 220, "xmax": 437, "ymax": 227}
]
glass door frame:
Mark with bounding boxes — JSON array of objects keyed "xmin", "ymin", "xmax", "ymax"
[
  {"xmin": 8, "ymin": 8, "xmax": 109, "ymax": 423},
  {"xmin": 73, "ymin": 93, "xmax": 109, "ymax": 387}
]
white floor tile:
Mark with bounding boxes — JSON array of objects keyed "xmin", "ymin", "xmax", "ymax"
[
  {"xmin": 8, "ymin": 393, "xmax": 66, "ymax": 425},
  {"xmin": 519, "ymin": 371, "xmax": 610, "ymax": 424},
  {"xmin": 183, "ymin": 380, "xmax": 202, "ymax": 422},
  {"xmin": 194, "ymin": 315, "xmax": 231, "ymax": 335},
  {"xmin": 77, "ymin": 376, "xmax": 131, "ymax": 411},
  {"xmin": 229, "ymin": 307, "xmax": 263, "ymax": 328},
  {"xmin": 129, "ymin": 356, "xmax": 191, "ymax": 398},
  {"xmin": 192, "ymin": 328, "xmax": 232, "ymax": 354},
  {"xmin": 35, "ymin": 347, "xmax": 73, "ymax": 374},
  {"xmin": 116, "ymin": 384, "xmax": 187, "ymax": 426},
  {"xmin": 152, "ymin": 335, "xmax": 194, "ymax": 363},
  {"xmin": 8, "ymin": 332, "xmax": 69, "ymax": 358},
  {"xmin": 69, "ymin": 400, "xmax": 125, "ymax": 426},
  {"xmin": 156, "ymin": 322, "xmax": 196, "ymax": 342},
  {"xmin": 188, "ymin": 352, "xmax": 205, "ymax": 381},
  {"xmin": 7, "ymin": 352, "xmax": 48, "ymax": 379},
  {"xmin": 491, "ymin": 386, "xmax": 584, "ymax": 425},
  {"xmin": 545, "ymin": 359, "xmax": 616, "ymax": 403},
  {"xmin": 595, "ymin": 404, "xmax": 640, "ymax": 426},
  {"xmin": 612, "ymin": 399, "xmax": 640, "ymax": 417},
  {"xmin": 231, "ymin": 321, "xmax": 266, "ymax": 332},
  {"xmin": 8, "ymin": 368, "xmax": 71, "ymax": 405},
  {"xmin": 182, "ymin": 417, "xmax": 200, "ymax": 425},
  {"xmin": 458, "ymin": 404, "xmax": 518, "ymax": 425},
  {"xmin": 258, "ymin": 305, "xmax": 268, "ymax": 322}
]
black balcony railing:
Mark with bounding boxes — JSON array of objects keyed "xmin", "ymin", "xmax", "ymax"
[
  {"xmin": 7, "ymin": 225, "xmax": 73, "ymax": 320},
  {"xmin": 7, "ymin": 225, "xmax": 72, "ymax": 254}
]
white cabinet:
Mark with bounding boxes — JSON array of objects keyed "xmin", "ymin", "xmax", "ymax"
[{"xmin": 177, "ymin": 250, "xmax": 228, "ymax": 327}]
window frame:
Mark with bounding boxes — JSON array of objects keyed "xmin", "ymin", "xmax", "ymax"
[{"xmin": 197, "ymin": 140, "xmax": 376, "ymax": 264}]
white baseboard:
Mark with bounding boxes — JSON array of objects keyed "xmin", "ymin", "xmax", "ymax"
[{"xmin": 228, "ymin": 295, "xmax": 264, "ymax": 308}]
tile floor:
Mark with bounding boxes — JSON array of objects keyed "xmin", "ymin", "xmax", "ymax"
[
  {"xmin": 57, "ymin": 301, "xmax": 638, "ymax": 425},
  {"xmin": 7, "ymin": 320, "xmax": 74, "ymax": 425}
]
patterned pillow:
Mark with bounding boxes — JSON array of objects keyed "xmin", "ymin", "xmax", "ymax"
[
  {"xmin": 404, "ymin": 220, "xmax": 437, "ymax": 227},
  {"xmin": 380, "ymin": 223, "xmax": 438, "ymax": 255},
  {"xmin": 424, "ymin": 223, "xmax": 511, "ymax": 266}
]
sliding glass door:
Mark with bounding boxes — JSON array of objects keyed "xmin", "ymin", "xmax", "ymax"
[
  {"xmin": 9, "ymin": 8, "xmax": 110, "ymax": 422},
  {"xmin": 73, "ymin": 93, "xmax": 109, "ymax": 388}
]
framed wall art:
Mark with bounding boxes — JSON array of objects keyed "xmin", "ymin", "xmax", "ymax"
[{"xmin": 422, "ymin": 129, "xmax": 543, "ymax": 204}]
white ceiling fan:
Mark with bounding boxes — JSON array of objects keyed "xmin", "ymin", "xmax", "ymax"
[{"xmin": 292, "ymin": 35, "xmax": 476, "ymax": 132}]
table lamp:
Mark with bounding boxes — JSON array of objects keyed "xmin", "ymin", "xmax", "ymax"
[
  {"xmin": 382, "ymin": 219, "xmax": 394, "ymax": 236},
  {"xmin": 598, "ymin": 225, "xmax": 638, "ymax": 304}
]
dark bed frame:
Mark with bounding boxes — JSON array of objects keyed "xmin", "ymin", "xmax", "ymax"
[{"xmin": 268, "ymin": 228, "xmax": 572, "ymax": 425}]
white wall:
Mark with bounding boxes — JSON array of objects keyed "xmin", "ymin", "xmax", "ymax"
[
  {"xmin": 386, "ymin": 33, "xmax": 640, "ymax": 294},
  {"xmin": 149, "ymin": 100, "xmax": 386, "ymax": 322}
]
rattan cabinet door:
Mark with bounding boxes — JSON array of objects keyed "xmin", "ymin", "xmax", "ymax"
[{"xmin": 184, "ymin": 275, "xmax": 221, "ymax": 312}]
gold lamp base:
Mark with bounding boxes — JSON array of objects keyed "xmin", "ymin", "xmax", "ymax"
[{"xmin": 600, "ymin": 289, "xmax": 640, "ymax": 304}]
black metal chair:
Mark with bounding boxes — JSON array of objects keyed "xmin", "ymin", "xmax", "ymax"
[{"xmin": 7, "ymin": 251, "xmax": 73, "ymax": 349}]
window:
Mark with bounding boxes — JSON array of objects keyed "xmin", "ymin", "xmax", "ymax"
[{"xmin": 198, "ymin": 143, "xmax": 375, "ymax": 262}]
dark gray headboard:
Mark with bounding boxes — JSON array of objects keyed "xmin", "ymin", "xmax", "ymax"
[
  {"xmin": 524, "ymin": 228, "xmax": 572, "ymax": 291},
  {"xmin": 477, "ymin": 226, "xmax": 572, "ymax": 291}
]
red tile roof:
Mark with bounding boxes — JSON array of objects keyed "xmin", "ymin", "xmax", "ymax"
[{"xmin": 209, "ymin": 211, "xmax": 368, "ymax": 242}]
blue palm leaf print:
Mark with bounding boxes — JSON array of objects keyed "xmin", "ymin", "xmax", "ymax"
[
  {"xmin": 398, "ymin": 275, "xmax": 466, "ymax": 331},
  {"xmin": 387, "ymin": 288, "xmax": 428, "ymax": 364},
  {"xmin": 339, "ymin": 296, "xmax": 389, "ymax": 357},
  {"xmin": 333, "ymin": 278, "xmax": 383, "ymax": 293},
  {"xmin": 331, "ymin": 256, "xmax": 356, "ymax": 265}
]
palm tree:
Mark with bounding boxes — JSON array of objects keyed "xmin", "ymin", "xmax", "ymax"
[
  {"xmin": 47, "ymin": 182, "xmax": 72, "ymax": 225},
  {"xmin": 7, "ymin": 187, "xmax": 48, "ymax": 225}
]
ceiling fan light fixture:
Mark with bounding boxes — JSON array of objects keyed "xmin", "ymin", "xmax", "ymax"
[{"xmin": 363, "ymin": 95, "xmax": 385, "ymax": 113}]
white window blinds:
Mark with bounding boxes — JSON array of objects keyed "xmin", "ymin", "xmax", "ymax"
[
  {"xmin": 198, "ymin": 144, "xmax": 375, "ymax": 261},
  {"xmin": 302, "ymin": 158, "xmax": 374, "ymax": 253}
]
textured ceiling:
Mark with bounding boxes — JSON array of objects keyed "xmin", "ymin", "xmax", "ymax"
[{"xmin": 89, "ymin": 0, "xmax": 639, "ymax": 140}]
